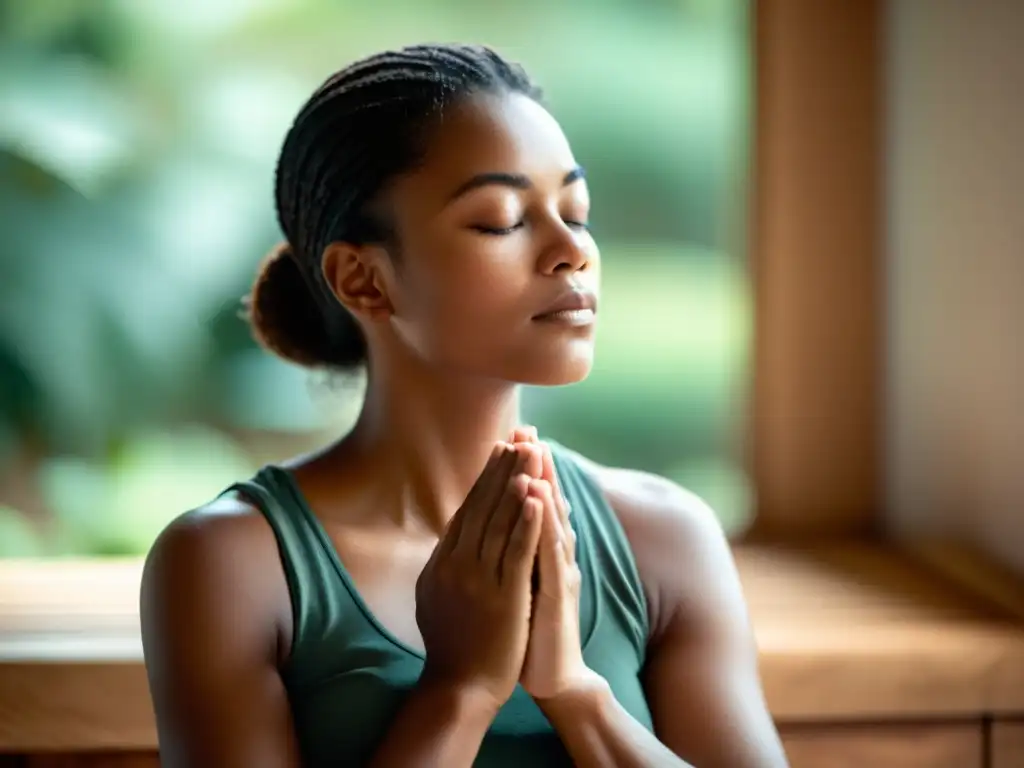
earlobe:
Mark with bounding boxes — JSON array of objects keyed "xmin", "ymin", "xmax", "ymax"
[{"xmin": 321, "ymin": 242, "xmax": 394, "ymax": 321}]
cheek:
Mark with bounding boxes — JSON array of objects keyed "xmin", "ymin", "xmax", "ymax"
[
  {"xmin": 438, "ymin": 258, "xmax": 529, "ymax": 329},
  {"xmin": 396, "ymin": 245, "xmax": 531, "ymax": 354}
]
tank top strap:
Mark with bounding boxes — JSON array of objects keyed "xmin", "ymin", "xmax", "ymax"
[
  {"xmin": 548, "ymin": 440, "xmax": 650, "ymax": 658},
  {"xmin": 222, "ymin": 466, "xmax": 360, "ymax": 685}
]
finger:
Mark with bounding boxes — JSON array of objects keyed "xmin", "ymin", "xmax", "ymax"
[
  {"xmin": 450, "ymin": 443, "xmax": 517, "ymax": 557},
  {"xmin": 529, "ymin": 479, "xmax": 568, "ymax": 597},
  {"xmin": 511, "ymin": 424, "xmax": 538, "ymax": 441},
  {"xmin": 501, "ymin": 496, "xmax": 545, "ymax": 588},
  {"xmin": 472, "ymin": 441, "xmax": 518, "ymax": 510},
  {"xmin": 506, "ymin": 437, "xmax": 542, "ymax": 479},
  {"xmin": 540, "ymin": 445, "xmax": 567, "ymax": 515},
  {"xmin": 480, "ymin": 472, "xmax": 531, "ymax": 568},
  {"xmin": 540, "ymin": 446, "xmax": 574, "ymax": 562},
  {"xmin": 438, "ymin": 442, "xmax": 507, "ymax": 556},
  {"xmin": 521, "ymin": 424, "xmax": 539, "ymax": 443},
  {"xmin": 517, "ymin": 441, "xmax": 543, "ymax": 480},
  {"xmin": 435, "ymin": 511, "xmax": 464, "ymax": 560},
  {"xmin": 509, "ymin": 426, "xmax": 533, "ymax": 444}
]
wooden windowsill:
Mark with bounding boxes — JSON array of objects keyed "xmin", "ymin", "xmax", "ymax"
[{"xmin": 1, "ymin": 543, "xmax": 1023, "ymax": 753}]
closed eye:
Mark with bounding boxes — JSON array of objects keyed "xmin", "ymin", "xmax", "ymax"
[
  {"xmin": 470, "ymin": 219, "xmax": 591, "ymax": 236},
  {"xmin": 471, "ymin": 222, "xmax": 524, "ymax": 236}
]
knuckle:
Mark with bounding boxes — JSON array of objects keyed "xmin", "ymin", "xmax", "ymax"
[
  {"xmin": 568, "ymin": 565, "xmax": 582, "ymax": 591},
  {"xmin": 510, "ymin": 474, "xmax": 530, "ymax": 498}
]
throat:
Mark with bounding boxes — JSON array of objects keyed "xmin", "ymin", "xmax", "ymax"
[{"xmin": 348, "ymin": 369, "xmax": 524, "ymax": 535}]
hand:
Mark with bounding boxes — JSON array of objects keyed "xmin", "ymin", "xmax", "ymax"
[
  {"xmin": 508, "ymin": 425, "xmax": 571, "ymax": 594},
  {"xmin": 508, "ymin": 426, "xmax": 569, "ymax": 534},
  {"xmin": 414, "ymin": 442, "xmax": 544, "ymax": 710},
  {"xmin": 508, "ymin": 432, "xmax": 599, "ymax": 703}
]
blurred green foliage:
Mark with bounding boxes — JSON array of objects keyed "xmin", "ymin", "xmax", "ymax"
[{"xmin": 0, "ymin": 0, "xmax": 751, "ymax": 556}]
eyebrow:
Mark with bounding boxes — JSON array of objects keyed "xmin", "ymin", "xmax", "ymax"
[{"xmin": 446, "ymin": 165, "xmax": 586, "ymax": 203}]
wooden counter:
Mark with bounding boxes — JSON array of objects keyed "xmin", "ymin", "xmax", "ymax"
[{"xmin": 2, "ymin": 543, "xmax": 1023, "ymax": 767}]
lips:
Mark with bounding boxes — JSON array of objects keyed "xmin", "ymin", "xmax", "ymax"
[{"xmin": 532, "ymin": 288, "xmax": 598, "ymax": 320}]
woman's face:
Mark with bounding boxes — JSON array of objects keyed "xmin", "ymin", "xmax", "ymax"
[{"xmin": 381, "ymin": 91, "xmax": 600, "ymax": 386}]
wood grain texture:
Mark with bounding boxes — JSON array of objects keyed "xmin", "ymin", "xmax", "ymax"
[
  {"xmin": 0, "ymin": 663, "xmax": 155, "ymax": 752},
  {"xmin": 780, "ymin": 722, "xmax": 982, "ymax": 768},
  {"xmin": 739, "ymin": 544, "xmax": 1024, "ymax": 720},
  {"xmin": 907, "ymin": 541, "xmax": 1024, "ymax": 621},
  {"xmin": 992, "ymin": 720, "xmax": 1024, "ymax": 768}
]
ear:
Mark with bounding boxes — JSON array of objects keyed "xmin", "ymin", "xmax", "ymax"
[{"xmin": 321, "ymin": 242, "xmax": 394, "ymax": 322}]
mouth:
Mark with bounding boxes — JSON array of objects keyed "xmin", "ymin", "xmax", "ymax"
[
  {"xmin": 532, "ymin": 289, "xmax": 598, "ymax": 326},
  {"xmin": 533, "ymin": 307, "xmax": 596, "ymax": 326}
]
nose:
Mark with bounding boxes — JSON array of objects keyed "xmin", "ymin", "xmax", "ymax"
[{"xmin": 537, "ymin": 223, "xmax": 593, "ymax": 276}]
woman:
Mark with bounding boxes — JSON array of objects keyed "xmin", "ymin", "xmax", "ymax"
[{"xmin": 140, "ymin": 43, "xmax": 787, "ymax": 767}]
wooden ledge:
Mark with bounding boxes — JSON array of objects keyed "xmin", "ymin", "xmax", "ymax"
[{"xmin": 1, "ymin": 544, "xmax": 1023, "ymax": 752}]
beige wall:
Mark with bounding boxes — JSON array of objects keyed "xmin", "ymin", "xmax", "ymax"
[{"xmin": 886, "ymin": 0, "xmax": 1024, "ymax": 571}]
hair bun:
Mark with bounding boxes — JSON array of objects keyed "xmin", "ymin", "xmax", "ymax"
[{"xmin": 245, "ymin": 243, "xmax": 365, "ymax": 370}]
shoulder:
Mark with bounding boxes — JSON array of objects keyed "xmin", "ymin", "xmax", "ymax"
[
  {"xmin": 562, "ymin": 448, "xmax": 726, "ymax": 569},
  {"xmin": 562, "ymin": 448, "xmax": 739, "ymax": 640},
  {"xmin": 140, "ymin": 497, "xmax": 304, "ymax": 765},
  {"xmin": 141, "ymin": 494, "xmax": 291, "ymax": 663},
  {"xmin": 143, "ymin": 494, "xmax": 280, "ymax": 593}
]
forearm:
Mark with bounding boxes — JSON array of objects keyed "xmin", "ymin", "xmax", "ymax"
[
  {"xmin": 541, "ymin": 679, "xmax": 694, "ymax": 768},
  {"xmin": 368, "ymin": 673, "xmax": 499, "ymax": 768}
]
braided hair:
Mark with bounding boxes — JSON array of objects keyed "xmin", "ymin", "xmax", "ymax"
[{"xmin": 245, "ymin": 43, "xmax": 544, "ymax": 370}]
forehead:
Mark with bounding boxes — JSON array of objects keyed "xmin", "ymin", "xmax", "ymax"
[{"xmin": 399, "ymin": 92, "xmax": 579, "ymax": 201}]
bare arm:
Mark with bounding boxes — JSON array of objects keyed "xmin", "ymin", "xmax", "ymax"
[
  {"xmin": 604, "ymin": 468, "xmax": 789, "ymax": 768},
  {"xmin": 140, "ymin": 502, "xmax": 303, "ymax": 768},
  {"xmin": 538, "ymin": 677, "xmax": 696, "ymax": 768},
  {"xmin": 366, "ymin": 673, "xmax": 501, "ymax": 768}
]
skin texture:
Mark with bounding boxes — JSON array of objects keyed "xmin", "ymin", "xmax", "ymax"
[{"xmin": 141, "ymin": 91, "xmax": 787, "ymax": 767}]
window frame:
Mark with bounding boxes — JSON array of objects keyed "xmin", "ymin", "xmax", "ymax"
[{"xmin": 743, "ymin": 0, "xmax": 884, "ymax": 542}]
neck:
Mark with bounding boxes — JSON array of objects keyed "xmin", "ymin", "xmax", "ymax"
[{"xmin": 346, "ymin": 353, "xmax": 522, "ymax": 534}]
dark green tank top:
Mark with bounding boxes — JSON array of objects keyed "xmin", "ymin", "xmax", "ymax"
[{"xmin": 225, "ymin": 441, "xmax": 653, "ymax": 766}]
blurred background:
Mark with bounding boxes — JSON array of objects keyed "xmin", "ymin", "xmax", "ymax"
[
  {"xmin": 0, "ymin": 0, "xmax": 752, "ymax": 558},
  {"xmin": 1, "ymin": 1, "xmax": 1023, "ymax": 765}
]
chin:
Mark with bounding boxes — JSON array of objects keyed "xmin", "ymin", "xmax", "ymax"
[{"xmin": 513, "ymin": 348, "xmax": 595, "ymax": 387}]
